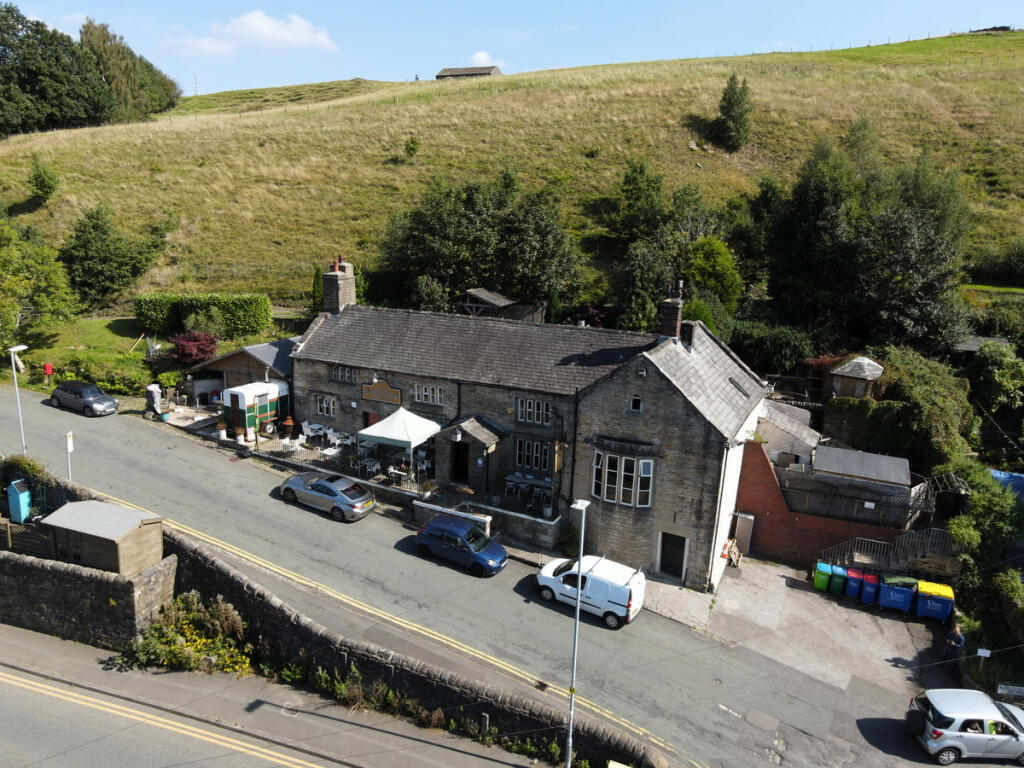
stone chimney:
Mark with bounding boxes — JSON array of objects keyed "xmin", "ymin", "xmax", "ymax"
[
  {"xmin": 659, "ymin": 297, "xmax": 683, "ymax": 338},
  {"xmin": 323, "ymin": 256, "xmax": 357, "ymax": 313}
]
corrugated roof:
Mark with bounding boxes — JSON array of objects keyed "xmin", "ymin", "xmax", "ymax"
[
  {"xmin": 293, "ymin": 306, "xmax": 660, "ymax": 395},
  {"xmin": 831, "ymin": 355, "xmax": 884, "ymax": 380},
  {"xmin": 644, "ymin": 323, "xmax": 767, "ymax": 438},
  {"xmin": 463, "ymin": 288, "xmax": 516, "ymax": 308},
  {"xmin": 42, "ymin": 500, "xmax": 161, "ymax": 541},
  {"xmin": 813, "ymin": 445, "xmax": 910, "ymax": 486},
  {"xmin": 436, "ymin": 66, "xmax": 501, "ymax": 77}
]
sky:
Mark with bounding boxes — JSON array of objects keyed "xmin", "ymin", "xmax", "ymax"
[{"xmin": 22, "ymin": 1, "xmax": 1024, "ymax": 95}]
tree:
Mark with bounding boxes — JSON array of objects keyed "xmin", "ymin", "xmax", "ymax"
[
  {"xmin": 0, "ymin": 220, "xmax": 77, "ymax": 350},
  {"xmin": 310, "ymin": 266, "xmax": 323, "ymax": 316},
  {"xmin": 714, "ymin": 74, "xmax": 752, "ymax": 151},
  {"xmin": 168, "ymin": 331, "xmax": 218, "ymax": 364},
  {"xmin": 617, "ymin": 158, "xmax": 667, "ymax": 243},
  {"xmin": 966, "ymin": 341, "xmax": 1024, "ymax": 413},
  {"xmin": 28, "ymin": 153, "xmax": 58, "ymax": 203},
  {"xmin": 380, "ymin": 170, "xmax": 581, "ymax": 311},
  {"xmin": 0, "ymin": 4, "xmax": 112, "ymax": 135},
  {"xmin": 678, "ymin": 236, "xmax": 743, "ymax": 314},
  {"xmin": 59, "ymin": 205, "xmax": 152, "ymax": 306},
  {"xmin": 761, "ymin": 124, "xmax": 970, "ymax": 352},
  {"xmin": 616, "ymin": 240, "xmax": 668, "ymax": 331}
]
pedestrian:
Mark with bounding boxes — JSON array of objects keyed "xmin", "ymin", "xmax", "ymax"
[{"xmin": 941, "ymin": 624, "xmax": 965, "ymax": 667}]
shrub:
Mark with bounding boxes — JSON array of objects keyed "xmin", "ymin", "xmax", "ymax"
[
  {"xmin": 182, "ymin": 305, "xmax": 225, "ymax": 337},
  {"xmin": 168, "ymin": 332, "xmax": 219, "ymax": 364},
  {"xmin": 729, "ymin": 320, "xmax": 813, "ymax": 375},
  {"xmin": 134, "ymin": 293, "xmax": 272, "ymax": 338},
  {"xmin": 404, "ymin": 135, "xmax": 421, "ymax": 162},
  {"xmin": 28, "ymin": 154, "xmax": 58, "ymax": 203},
  {"xmin": 714, "ymin": 74, "xmax": 752, "ymax": 151},
  {"xmin": 993, "ymin": 569, "xmax": 1024, "ymax": 606},
  {"xmin": 134, "ymin": 293, "xmax": 179, "ymax": 335}
]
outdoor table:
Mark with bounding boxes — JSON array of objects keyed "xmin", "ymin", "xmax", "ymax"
[{"xmin": 360, "ymin": 457, "xmax": 381, "ymax": 475}]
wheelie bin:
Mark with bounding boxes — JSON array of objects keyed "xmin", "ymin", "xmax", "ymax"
[
  {"xmin": 829, "ymin": 565, "xmax": 847, "ymax": 596},
  {"xmin": 860, "ymin": 572, "xmax": 879, "ymax": 603},
  {"xmin": 879, "ymin": 574, "xmax": 917, "ymax": 612},
  {"xmin": 813, "ymin": 562, "xmax": 831, "ymax": 592},
  {"xmin": 844, "ymin": 568, "xmax": 863, "ymax": 599},
  {"xmin": 915, "ymin": 581, "xmax": 954, "ymax": 621}
]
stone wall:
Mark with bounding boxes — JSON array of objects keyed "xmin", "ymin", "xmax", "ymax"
[
  {"xmin": 164, "ymin": 528, "xmax": 663, "ymax": 768},
  {"xmin": 0, "ymin": 550, "xmax": 177, "ymax": 650}
]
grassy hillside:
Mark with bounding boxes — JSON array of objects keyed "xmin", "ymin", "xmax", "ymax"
[{"xmin": 1, "ymin": 31, "xmax": 1022, "ymax": 304}]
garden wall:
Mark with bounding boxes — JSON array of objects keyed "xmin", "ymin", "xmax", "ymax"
[{"xmin": 164, "ymin": 528, "xmax": 664, "ymax": 768}]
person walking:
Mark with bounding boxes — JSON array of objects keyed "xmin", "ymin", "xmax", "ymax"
[{"xmin": 941, "ymin": 624, "xmax": 966, "ymax": 670}]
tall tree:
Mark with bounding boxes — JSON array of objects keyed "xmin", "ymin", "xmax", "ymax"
[
  {"xmin": 58, "ymin": 205, "xmax": 152, "ymax": 306},
  {"xmin": 617, "ymin": 158, "xmax": 667, "ymax": 243},
  {"xmin": 0, "ymin": 220, "xmax": 77, "ymax": 349},
  {"xmin": 761, "ymin": 124, "xmax": 969, "ymax": 352},
  {"xmin": 715, "ymin": 73, "xmax": 752, "ymax": 151},
  {"xmin": 0, "ymin": 4, "xmax": 112, "ymax": 135},
  {"xmin": 380, "ymin": 170, "xmax": 581, "ymax": 311}
]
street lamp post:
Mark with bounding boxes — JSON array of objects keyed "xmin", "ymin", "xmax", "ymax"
[
  {"xmin": 565, "ymin": 499, "xmax": 590, "ymax": 768},
  {"xmin": 7, "ymin": 344, "xmax": 27, "ymax": 455}
]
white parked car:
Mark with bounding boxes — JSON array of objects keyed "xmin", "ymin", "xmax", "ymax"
[{"xmin": 534, "ymin": 555, "xmax": 645, "ymax": 629}]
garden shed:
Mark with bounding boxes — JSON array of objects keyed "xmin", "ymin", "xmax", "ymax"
[{"xmin": 41, "ymin": 500, "xmax": 163, "ymax": 577}]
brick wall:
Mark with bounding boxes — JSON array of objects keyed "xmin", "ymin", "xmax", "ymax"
[{"xmin": 737, "ymin": 442, "xmax": 902, "ymax": 566}]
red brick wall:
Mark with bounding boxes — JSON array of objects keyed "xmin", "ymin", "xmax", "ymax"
[{"xmin": 736, "ymin": 441, "xmax": 902, "ymax": 566}]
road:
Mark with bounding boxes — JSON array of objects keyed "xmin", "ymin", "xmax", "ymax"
[{"xmin": 0, "ymin": 389, "xmax": 942, "ymax": 768}]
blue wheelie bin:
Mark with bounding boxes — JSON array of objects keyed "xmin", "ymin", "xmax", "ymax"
[
  {"xmin": 844, "ymin": 568, "xmax": 863, "ymax": 599},
  {"xmin": 879, "ymin": 574, "xmax": 917, "ymax": 612},
  {"xmin": 860, "ymin": 572, "xmax": 879, "ymax": 603}
]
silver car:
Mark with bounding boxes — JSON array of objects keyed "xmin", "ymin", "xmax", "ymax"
[
  {"xmin": 279, "ymin": 472, "xmax": 375, "ymax": 522},
  {"xmin": 907, "ymin": 688, "xmax": 1024, "ymax": 765},
  {"xmin": 49, "ymin": 380, "xmax": 119, "ymax": 417}
]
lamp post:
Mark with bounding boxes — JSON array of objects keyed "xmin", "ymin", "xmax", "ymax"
[
  {"xmin": 565, "ymin": 499, "xmax": 590, "ymax": 768},
  {"xmin": 7, "ymin": 344, "xmax": 28, "ymax": 455}
]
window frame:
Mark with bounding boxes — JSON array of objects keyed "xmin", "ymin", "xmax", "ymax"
[
  {"xmin": 516, "ymin": 396, "xmax": 552, "ymax": 425},
  {"xmin": 591, "ymin": 450, "xmax": 654, "ymax": 508},
  {"xmin": 315, "ymin": 394, "xmax": 336, "ymax": 417},
  {"xmin": 515, "ymin": 437, "xmax": 550, "ymax": 471}
]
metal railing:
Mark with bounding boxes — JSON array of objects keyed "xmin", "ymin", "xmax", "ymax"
[{"xmin": 819, "ymin": 527, "xmax": 958, "ymax": 572}]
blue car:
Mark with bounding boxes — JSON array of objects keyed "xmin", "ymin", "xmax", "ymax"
[{"xmin": 415, "ymin": 515, "xmax": 508, "ymax": 577}]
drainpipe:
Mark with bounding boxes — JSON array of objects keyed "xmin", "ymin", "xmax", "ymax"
[
  {"xmin": 706, "ymin": 437, "xmax": 731, "ymax": 592},
  {"xmin": 567, "ymin": 387, "xmax": 579, "ymax": 507}
]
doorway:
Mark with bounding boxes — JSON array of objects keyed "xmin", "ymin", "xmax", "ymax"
[
  {"xmin": 658, "ymin": 532, "xmax": 688, "ymax": 581},
  {"xmin": 363, "ymin": 411, "xmax": 381, "ymax": 428},
  {"xmin": 451, "ymin": 442, "xmax": 470, "ymax": 484}
]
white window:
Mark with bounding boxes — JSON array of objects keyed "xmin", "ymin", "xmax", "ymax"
[
  {"xmin": 329, "ymin": 366, "xmax": 355, "ymax": 383},
  {"xmin": 591, "ymin": 450, "xmax": 654, "ymax": 508},
  {"xmin": 412, "ymin": 383, "xmax": 444, "ymax": 406},
  {"xmin": 515, "ymin": 438, "xmax": 549, "ymax": 471},
  {"xmin": 316, "ymin": 395, "xmax": 336, "ymax": 417},
  {"xmin": 516, "ymin": 397, "xmax": 552, "ymax": 425}
]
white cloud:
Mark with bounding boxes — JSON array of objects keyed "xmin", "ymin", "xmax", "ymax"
[
  {"xmin": 469, "ymin": 50, "xmax": 507, "ymax": 68},
  {"xmin": 215, "ymin": 10, "xmax": 337, "ymax": 50},
  {"xmin": 176, "ymin": 33, "xmax": 236, "ymax": 56}
]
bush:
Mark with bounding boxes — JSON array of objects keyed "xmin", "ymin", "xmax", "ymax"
[
  {"xmin": 168, "ymin": 332, "xmax": 218, "ymax": 364},
  {"xmin": 728, "ymin": 320, "xmax": 813, "ymax": 375},
  {"xmin": 993, "ymin": 569, "xmax": 1024, "ymax": 606},
  {"xmin": 54, "ymin": 350, "xmax": 151, "ymax": 395},
  {"xmin": 134, "ymin": 293, "xmax": 271, "ymax": 338},
  {"xmin": 714, "ymin": 74, "xmax": 752, "ymax": 151},
  {"xmin": 28, "ymin": 154, "xmax": 58, "ymax": 203},
  {"xmin": 134, "ymin": 293, "xmax": 179, "ymax": 335}
]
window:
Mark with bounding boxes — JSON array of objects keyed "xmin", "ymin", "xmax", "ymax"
[
  {"xmin": 329, "ymin": 366, "xmax": 355, "ymax": 383},
  {"xmin": 515, "ymin": 438, "xmax": 549, "ymax": 471},
  {"xmin": 516, "ymin": 397, "xmax": 552, "ymax": 425},
  {"xmin": 630, "ymin": 395, "xmax": 642, "ymax": 412},
  {"xmin": 592, "ymin": 450, "xmax": 654, "ymax": 508},
  {"xmin": 316, "ymin": 395, "xmax": 336, "ymax": 417},
  {"xmin": 411, "ymin": 383, "xmax": 444, "ymax": 406}
]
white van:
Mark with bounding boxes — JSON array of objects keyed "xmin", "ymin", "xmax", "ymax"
[{"xmin": 534, "ymin": 555, "xmax": 646, "ymax": 629}]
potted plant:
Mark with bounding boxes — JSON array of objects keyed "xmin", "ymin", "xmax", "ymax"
[{"xmin": 216, "ymin": 409, "xmax": 228, "ymax": 440}]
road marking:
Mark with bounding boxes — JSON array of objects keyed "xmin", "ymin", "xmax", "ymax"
[
  {"xmin": 0, "ymin": 670, "xmax": 325, "ymax": 768},
  {"xmin": 95, "ymin": 489, "xmax": 700, "ymax": 765}
]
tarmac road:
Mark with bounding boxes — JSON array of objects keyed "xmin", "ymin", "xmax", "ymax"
[{"xmin": 0, "ymin": 389, "xmax": 973, "ymax": 767}]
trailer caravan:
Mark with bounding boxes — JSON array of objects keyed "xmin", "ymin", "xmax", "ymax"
[{"xmin": 221, "ymin": 380, "xmax": 289, "ymax": 441}]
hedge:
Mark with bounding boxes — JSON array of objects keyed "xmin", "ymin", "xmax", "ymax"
[{"xmin": 134, "ymin": 293, "xmax": 272, "ymax": 338}]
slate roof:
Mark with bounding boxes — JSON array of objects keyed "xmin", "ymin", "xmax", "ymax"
[
  {"xmin": 436, "ymin": 66, "xmax": 501, "ymax": 77},
  {"xmin": 813, "ymin": 445, "xmax": 910, "ymax": 487},
  {"xmin": 463, "ymin": 288, "xmax": 516, "ymax": 308},
  {"xmin": 831, "ymin": 355, "xmax": 884, "ymax": 380},
  {"xmin": 42, "ymin": 500, "xmax": 161, "ymax": 541},
  {"xmin": 294, "ymin": 306, "xmax": 660, "ymax": 396},
  {"xmin": 191, "ymin": 337, "xmax": 300, "ymax": 377},
  {"xmin": 644, "ymin": 323, "xmax": 767, "ymax": 439},
  {"xmin": 761, "ymin": 401, "xmax": 820, "ymax": 448},
  {"xmin": 452, "ymin": 415, "xmax": 505, "ymax": 447}
]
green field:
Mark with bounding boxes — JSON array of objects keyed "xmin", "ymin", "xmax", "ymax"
[{"xmin": 1, "ymin": 31, "xmax": 1022, "ymax": 304}]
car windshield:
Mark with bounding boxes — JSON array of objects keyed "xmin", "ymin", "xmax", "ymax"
[
  {"xmin": 553, "ymin": 560, "xmax": 576, "ymax": 578},
  {"xmin": 339, "ymin": 484, "xmax": 366, "ymax": 502},
  {"xmin": 915, "ymin": 694, "xmax": 954, "ymax": 729},
  {"xmin": 996, "ymin": 702, "xmax": 1022, "ymax": 731},
  {"xmin": 465, "ymin": 526, "xmax": 490, "ymax": 552},
  {"xmin": 80, "ymin": 386, "xmax": 102, "ymax": 398}
]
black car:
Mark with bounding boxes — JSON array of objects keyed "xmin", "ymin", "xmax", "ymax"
[{"xmin": 49, "ymin": 380, "xmax": 119, "ymax": 417}]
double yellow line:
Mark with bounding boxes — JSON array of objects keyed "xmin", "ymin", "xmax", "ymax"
[
  {"xmin": 100, "ymin": 490, "xmax": 702, "ymax": 767},
  {"xmin": 0, "ymin": 669, "xmax": 326, "ymax": 768}
]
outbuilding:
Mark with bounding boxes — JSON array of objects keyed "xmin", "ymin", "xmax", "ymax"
[{"xmin": 41, "ymin": 500, "xmax": 163, "ymax": 577}]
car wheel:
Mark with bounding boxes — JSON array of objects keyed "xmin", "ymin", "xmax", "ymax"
[
  {"xmin": 1015, "ymin": 752, "xmax": 1024, "ymax": 767},
  {"xmin": 49, "ymin": 397, "xmax": 60, "ymax": 408},
  {"xmin": 539, "ymin": 586, "xmax": 555, "ymax": 602},
  {"xmin": 470, "ymin": 563, "xmax": 485, "ymax": 577},
  {"xmin": 416, "ymin": 543, "xmax": 431, "ymax": 557},
  {"xmin": 84, "ymin": 406, "xmax": 95, "ymax": 417},
  {"xmin": 330, "ymin": 506, "xmax": 345, "ymax": 522},
  {"xmin": 935, "ymin": 747, "xmax": 960, "ymax": 766},
  {"xmin": 603, "ymin": 612, "xmax": 623, "ymax": 630},
  {"xmin": 282, "ymin": 488, "xmax": 297, "ymax": 504}
]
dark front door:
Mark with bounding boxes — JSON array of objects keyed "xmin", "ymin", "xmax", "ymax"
[
  {"xmin": 451, "ymin": 442, "xmax": 470, "ymax": 484},
  {"xmin": 659, "ymin": 533, "xmax": 686, "ymax": 579},
  {"xmin": 363, "ymin": 411, "xmax": 381, "ymax": 428}
]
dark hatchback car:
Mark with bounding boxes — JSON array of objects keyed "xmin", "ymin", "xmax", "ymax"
[
  {"xmin": 49, "ymin": 380, "xmax": 119, "ymax": 417},
  {"xmin": 415, "ymin": 514, "xmax": 508, "ymax": 577}
]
